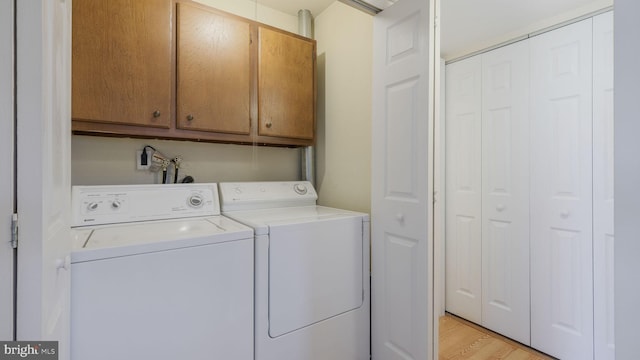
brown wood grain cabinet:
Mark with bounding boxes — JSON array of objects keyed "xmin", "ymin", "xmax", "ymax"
[
  {"xmin": 72, "ymin": 0, "xmax": 173, "ymax": 128},
  {"xmin": 176, "ymin": 3, "xmax": 251, "ymax": 135},
  {"xmin": 72, "ymin": 0, "xmax": 316, "ymax": 146},
  {"xmin": 258, "ymin": 27, "xmax": 315, "ymax": 140}
]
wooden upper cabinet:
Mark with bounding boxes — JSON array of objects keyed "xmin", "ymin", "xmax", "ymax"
[
  {"xmin": 72, "ymin": 0, "xmax": 173, "ymax": 128},
  {"xmin": 258, "ymin": 26, "xmax": 315, "ymax": 140},
  {"xmin": 176, "ymin": 3, "xmax": 251, "ymax": 135},
  {"xmin": 72, "ymin": 1, "xmax": 316, "ymax": 146}
]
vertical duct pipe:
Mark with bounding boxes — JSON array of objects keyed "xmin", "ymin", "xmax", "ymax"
[
  {"xmin": 298, "ymin": 9, "xmax": 315, "ymax": 187},
  {"xmin": 298, "ymin": 9, "xmax": 313, "ymax": 38}
]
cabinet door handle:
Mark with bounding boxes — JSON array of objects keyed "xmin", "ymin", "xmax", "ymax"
[
  {"xmin": 186, "ymin": 114, "xmax": 194, "ymax": 121},
  {"xmin": 152, "ymin": 110, "xmax": 161, "ymax": 118},
  {"xmin": 265, "ymin": 121, "xmax": 272, "ymax": 128}
]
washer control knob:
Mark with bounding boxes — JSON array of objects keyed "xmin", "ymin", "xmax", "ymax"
[
  {"xmin": 188, "ymin": 195, "xmax": 204, "ymax": 208},
  {"xmin": 294, "ymin": 183, "xmax": 308, "ymax": 195},
  {"xmin": 111, "ymin": 200, "xmax": 121, "ymax": 209},
  {"xmin": 87, "ymin": 202, "xmax": 99, "ymax": 211}
]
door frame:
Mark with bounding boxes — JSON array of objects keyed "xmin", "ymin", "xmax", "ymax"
[
  {"xmin": 0, "ymin": 0, "xmax": 16, "ymax": 341},
  {"xmin": 15, "ymin": 1, "xmax": 72, "ymax": 358}
]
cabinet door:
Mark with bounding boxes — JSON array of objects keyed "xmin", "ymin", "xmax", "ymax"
[
  {"xmin": 593, "ymin": 11, "xmax": 615, "ymax": 360},
  {"xmin": 530, "ymin": 18, "xmax": 593, "ymax": 360},
  {"xmin": 481, "ymin": 40, "xmax": 530, "ymax": 345},
  {"xmin": 258, "ymin": 27, "xmax": 315, "ymax": 140},
  {"xmin": 445, "ymin": 56, "xmax": 482, "ymax": 324},
  {"xmin": 72, "ymin": 0, "xmax": 172, "ymax": 128},
  {"xmin": 176, "ymin": 3, "xmax": 251, "ymax": 135}
]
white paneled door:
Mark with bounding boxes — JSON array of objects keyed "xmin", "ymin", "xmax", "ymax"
[
  {"xmin": 481, "ymin": 40, "xmax": 530, "ymax": 345},
  {"xmin": 530, "ymin": 18, "xmax": 594, "ymax": 360},
  {"xmin": 16, "ymin": 1, "xmax": 72, "ymax": 359},
  {"xmin": 371, "ymin": 0, "xmax": 435, "ymax": 358},
  {"xmin": 445, "ymin": 56, "xmax": 482, "ymax": 324},
  {"xmin": 593, "ymin": 11, "xmax": 615, "ymax": 360},
  {"xmin": 0, "ymin": 0, "xmax": 15, "ymax": 341}
]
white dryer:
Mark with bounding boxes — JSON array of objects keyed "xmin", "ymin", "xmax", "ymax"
[
  {"xmin": 219, "ymin": 181, "xmax": 370, "ymax": 360},
  {"xmin": 70, "ymin": 183, "xmax": 254, "ymax": 360}
]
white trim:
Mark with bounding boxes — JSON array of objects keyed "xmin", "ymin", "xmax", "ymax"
[{"xmin": 0, "ymin": 0, "xmax": 15, "ymax": 342}]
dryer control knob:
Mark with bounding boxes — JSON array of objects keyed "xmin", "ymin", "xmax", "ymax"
[
  {"xmin": 294, "ymin": 183, "xmax": 308, "ymax": 195},
  {"xmin": 87, "ymin": 202, "xmax": 99, "ymax": 211},
  {"xmin": 188, "ymin": 195, "xmax": 204, "ymax": 208},
  {"xmin": 111, "ymin": 200, "xmax": 121, "ymax": 209}
]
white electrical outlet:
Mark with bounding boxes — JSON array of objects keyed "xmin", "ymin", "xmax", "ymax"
[{"xmin": 136, "ymin": 150, "xmax": 151, "ymax": 170}]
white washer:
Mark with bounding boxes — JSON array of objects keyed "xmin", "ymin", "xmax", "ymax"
[
  {"xmin": 219, "ymin": 181, "xmax": 370, "ymax": 360},
  {"xmin": 70, "ymin": 184, "xmax": 254, "ymax": 360}
]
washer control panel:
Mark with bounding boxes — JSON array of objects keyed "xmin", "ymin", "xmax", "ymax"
[
  {"xmin": 219, "ymin": 181, "xmax": 318, "ymax": 212},
  {"xmin": 72, "ymin": 183, "xmax": 220, "ymax": 227}
]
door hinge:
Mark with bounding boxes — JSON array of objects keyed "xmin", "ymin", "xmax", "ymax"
[{"xmin": 10, "ymin": 213, "xmax": 18, "ymax": 249}]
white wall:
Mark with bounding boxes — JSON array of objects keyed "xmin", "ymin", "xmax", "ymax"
[
  {"xmin": 614, "ymin": 0, "xmax": 640, "ymax": 358},
  {"xmin": 314, "ymin": 2, "xmax": 373, "ymax": 213},
  {"xmin": 72, "ymin": 136, "xmax": 299, "ymax": 185},
  {"xmin": 72, "ymin": 0, "xmax": 300, "ymax": 186}
]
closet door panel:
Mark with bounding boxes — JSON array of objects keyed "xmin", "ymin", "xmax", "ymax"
[
  {"xmin": 445, "ymin": 56, "xmax": 482, "ymax": 323},
  {"xmin": 593, "ymin": 11, "xmax": 615, "ymax": 360},
  {"xmin": 481, "ymin": 40, "xmax": 530, "ymax": 345},
  {"xmin": 530, "ymin": 18, "xmax": 593, "ymax": 360}
]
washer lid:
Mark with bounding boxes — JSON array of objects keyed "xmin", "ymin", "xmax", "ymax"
[
  {"xmin": 223, "ymin": 205, "xmax": 368, "ymax": 235},
  {"xmin": 71, "ymin": 216, "xmax": 252, "ymax": 263}
]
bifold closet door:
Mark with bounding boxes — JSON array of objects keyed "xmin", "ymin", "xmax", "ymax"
[
  {"xmin": 481, "ymin": 40, "xmax": 530, "ymax": 345},
  {"xmin": 530, "ymin": 18, "xmax": 593, "ymax": 360},
  {"xmin": 445, "ymin": 56, "xmax": 482, "ymax": 323},
  {"xmin": 593, "ymin": 11, "xmax": 615, "ymax": 360}
]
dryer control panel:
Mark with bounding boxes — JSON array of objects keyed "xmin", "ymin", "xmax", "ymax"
[
  {"xmin": 71, "ymin": 183, "xmax": 220, "ymax": 227},
  {"xmin": 219, "ymin": 181, "xmax": 318, "ymax": 212}
]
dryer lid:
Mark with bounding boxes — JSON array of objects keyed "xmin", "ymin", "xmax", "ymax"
[{"xmin": 223, "ymin": 205, "xmax": 368, "ymax": 236}]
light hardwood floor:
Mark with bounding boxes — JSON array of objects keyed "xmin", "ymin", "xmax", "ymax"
[{"xmin": 439, "ymin": 314, "xmax": 556, "ymax": 360}]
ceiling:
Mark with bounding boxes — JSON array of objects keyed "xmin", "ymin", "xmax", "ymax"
[
  {"xmin": 257, "ymin": 0, "xmax": 611, "ymax": 59},
  {"xmin": 439, "ymin": 0, "xmax": 610, "ymax": 59},
  {"xmin": 257, "ymin": 0, "xmax": 335, "ymax": 17}
]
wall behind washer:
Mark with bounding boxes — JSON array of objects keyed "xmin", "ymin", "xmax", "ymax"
[
  {"xmin": 314, "ymin": 2, "xmax": 373, "ymax": 214},
  {"xmin": 72, "ymin": 136, "xmax": 299, "ymax": 185}
]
